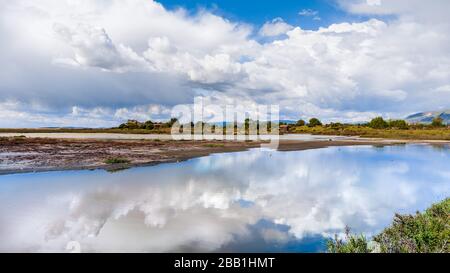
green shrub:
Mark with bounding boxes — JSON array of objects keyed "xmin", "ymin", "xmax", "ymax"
[
  {"xmin": 296, "ymin": 119, "xmax": 306, "ymax": 126},
  {"xmin": 327, "ymin": 227, "xmax": 371, "ymax": 253},
  {"xmin": 374, "ymin": 198, "xmax": 449, "ymax": 253},
  {"xmin": 143, "ymin": 121, "xmax": 154, "ymax": 130},
  {"xmin": 368, "ymin": 117, "xmax": 389, "ymax": 129},
  {"xmin": 308, "ymin": 118, "xmax": 322, "ymax": 127},
  {"xmin": 104, "ymin": 157, "xmax": 130, "ymax": 164},
  {"xmin": 327, "ymin": 198, "xmax": 450, "ymax": 253},
  {"xmin": 432, "ymin": 117, "xmax": 445, "ymax": 127},
  {"xmin": 388, "ymin": 119, "xmax": 408, "ymax": 130},
  {"xmin": 328, "ymin": 122, "xmax": 345, "ymax": 129}
]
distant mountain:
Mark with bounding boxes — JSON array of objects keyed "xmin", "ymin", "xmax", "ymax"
[
  {"xmin": 406, "ymin": 110, "xmax": 450, "ymax": 124},
  {"xmin": 278, "ymin": 120, "xmax": 297, "ymax": 124}
]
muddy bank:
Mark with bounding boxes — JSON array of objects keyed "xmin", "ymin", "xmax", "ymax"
[
  {"xmin": 0, "ymin": 137, "xmax": 262, "ymax": 175},
  {"xmin": 0, "ymin": 136, "xmax": 447, "ymax": 175}
]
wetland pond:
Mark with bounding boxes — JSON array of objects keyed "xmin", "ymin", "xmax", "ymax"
[{"xmin": 0, "ymin": 144, "xmax": 449, "ymax": 252}]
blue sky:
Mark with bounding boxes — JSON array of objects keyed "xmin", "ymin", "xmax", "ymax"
[
  {"xmin": 0, "ymin": 0, "xmax": 449, "ymax": 127},
  {"xmin": 159, "ymin": 0, "xmax": 379, "ymax": 30}
]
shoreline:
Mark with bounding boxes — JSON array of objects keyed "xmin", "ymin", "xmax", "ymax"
[
  {"xmin": 0, "ymin": 135, "xmax": 449, "ymax": 176},
  {"xmin": 1, "ymin": 125, "xmax": 449, "ymax": 141}
]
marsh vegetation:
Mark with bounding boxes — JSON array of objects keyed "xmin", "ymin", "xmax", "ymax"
[
  {"xmin": 0, "ymin": 116, "xmax": 449, "ymax": 140},
  {"xmin": 327, "ymin": 198, "xmax": 450, "ymax": 253}
]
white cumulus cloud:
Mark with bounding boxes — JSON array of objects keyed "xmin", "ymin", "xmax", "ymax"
[
  {"xmin": 259, "ymin": 18, "xmax": 294, "ymax": 37},
  {"xmin": 0, "ymin": 0, "xmax": 449, "ymax": 127}
]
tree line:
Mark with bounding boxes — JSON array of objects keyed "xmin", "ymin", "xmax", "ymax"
[
  {"xmin": 290, "ymin": 116, "xmax": 447, "ymax": 129},
  {"xmin": 117, "ymin": 116, "xmax": 447, "ymax": 131}
]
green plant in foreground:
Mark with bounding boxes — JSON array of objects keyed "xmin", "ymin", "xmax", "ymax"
[
  {"xmin": 327, "ymin": 198, "xmax": 450, "ymax": 253},
  {"xmin": 327, "ymin": 226, "xmax": 371, "ymax": 253},
  {"xmin": 104, "ymin": 157, "xmax": 130, "ymax": 164},
  {"xmin": 374, "ymin": 198, "xmax": 449, "ymax": 253}
]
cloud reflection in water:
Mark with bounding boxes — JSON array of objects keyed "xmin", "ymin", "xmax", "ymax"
[{"xmin": 0, "ymin": 145, "xmax": 448, "ymax": 252}]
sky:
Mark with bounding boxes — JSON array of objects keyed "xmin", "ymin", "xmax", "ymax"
[{"xmin": 0, "ymin": 0, "xmax": 449, "ymax": 127}]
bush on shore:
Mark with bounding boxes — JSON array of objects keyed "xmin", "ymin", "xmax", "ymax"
[
  {"xmin": 368, "ymin": 117, "xmax": 389, "ymax": 129},
  {"xmin": 327, "ymin": 226, "xmax": 371, "ymax": 253},
  {"xmin": 104, "ymin": 157, "xmax": 130, "ymax": 164},
  {"xmin": 117, "ymin": 119, "xmax": 178, "ymax": 131},
  {"xmin": 432, "ymin": 117, "xmax": 445, "ymax": 127},
  {"xmin": 296, "ymin": 119, "xmax": 306, "ymax": 126},
  {"xmin": 388, "ymin": 119, "xmax": 408, "ymax": 130},
  {"xmin": 308, "ymin": 118, "xmax": 322, "ymax": 127},
  {"xmin": 327, "ymin": 198, "xmax": 450, "ymax": 253}
]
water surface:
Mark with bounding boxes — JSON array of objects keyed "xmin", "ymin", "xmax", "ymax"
[{"xmin": 0, "ymin": 144, "xmax": 448, "ymax": 252}]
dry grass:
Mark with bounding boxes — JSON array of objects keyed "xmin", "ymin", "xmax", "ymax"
[
  {"xmin": 1, "ymin": 125, "xmax": 449, "ymax": 140},
  {"xmin": 291, "ymin": 125, "xmax": 450, "ymax": 140}
]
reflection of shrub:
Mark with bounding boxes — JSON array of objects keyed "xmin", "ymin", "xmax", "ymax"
[
  {"xmin": 104, "ymin": 157, "xmax": 130, "ymax": 164},
  {"xmin": 327, "ymin": 198, "xmax": 450, "ymax": 253}
]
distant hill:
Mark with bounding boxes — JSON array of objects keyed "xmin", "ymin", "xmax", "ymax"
[
  {"xmin": 406, "ymin": 110, "xmax": 450, "ymax": 124},
  {"xmin": 279, "ymin": 120, "xmax": 297, "ymax": 124}
]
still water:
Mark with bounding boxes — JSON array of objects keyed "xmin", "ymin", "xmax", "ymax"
[{"xmin": 0, "ymin": 144, "xmax": 448, "ymax": 252}]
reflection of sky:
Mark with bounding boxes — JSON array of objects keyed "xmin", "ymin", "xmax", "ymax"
[{"xmin": 0, "ymin": 145, "xmax": 448, "ymax": 253}]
